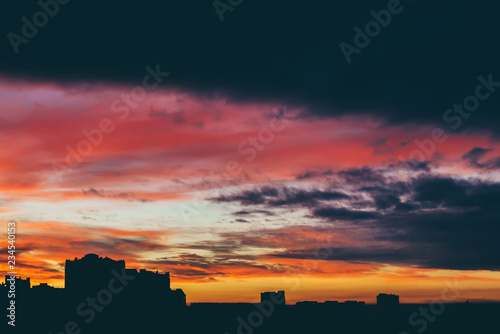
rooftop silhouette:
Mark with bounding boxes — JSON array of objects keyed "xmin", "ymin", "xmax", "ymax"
[{"xmin": 2, "ymin": 253, "xmax": 498, "ymax": 334}]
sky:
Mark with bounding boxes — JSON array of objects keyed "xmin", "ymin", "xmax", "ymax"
[{"xmin": 1, "ymin": 0, "xmax": 500, "ymax": 304}]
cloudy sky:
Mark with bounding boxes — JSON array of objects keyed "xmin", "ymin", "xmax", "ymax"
[{"xmin": 1, "ymin": 0, "xmax": 500, "ymax": 304}]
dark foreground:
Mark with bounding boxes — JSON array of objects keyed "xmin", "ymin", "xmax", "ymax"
[{"xmin": 2, "ymin": 292, "xmax": 499, "ymax": 334}]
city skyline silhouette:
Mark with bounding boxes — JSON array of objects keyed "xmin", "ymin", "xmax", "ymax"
[{"xmin": 2, "ymin": 252, "xmax": 500, "ymax": 333}]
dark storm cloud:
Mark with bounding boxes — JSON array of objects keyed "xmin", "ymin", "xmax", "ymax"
[
  {"xmin": 264, "ymin": 201, "xmax": 500, "ymax": 270},
  {"xmin": 212, "ymin": 174, "xmax": 500, "ymax": 271},
  {"xmin": 213, "ymin": 186, "xmax": 349, "ymax": 207},
  {"xmin": 412, "ymin": 176, "xmax": 500, "ymax": 209},
  {"xmin": 233, "ymin": 210, "xmax": 275, "ymax": 216},
  {"xmin": 389, "ymin": 160, "xmax": 432, "ymax": 171},
  {"xmin": 213, "ymin": 189, "xmax": 267, "ymax": 205},
  {"xmin": 313, "ymin": 207, "xmax": 378, "ymax": 221},
  {"xmin": 372, "ymin": 193, "xmax": 401, "ymax": 210},
  {"xmin": 463, "ymin": 146, "xmax": 492, "ymax": 163},
  {"xmin": 335, "ymin": 176, "xmax": 500, "ymax": 270},
  {"xmin": 337, "ymin": 167, "xmax": 385, "ymax": 185},
  {"xmin": 234, "ymin": 210, "xmax": 252, "ymax": 215},
  {"xmin": 268, "ymin": 189, "xmax": 350, "ymax": 206},
  {"xmin": 1, "ymin": 1, "xmax": 500, "ymax": 135},
  {"xmin": 371, "ymin": 208, "xmax": 500, "ymax": 270},
  {"xmin": 212, "ymin": 186, "xmax": 280, "ymax": 205},
  {"xmin": 462, "ymin": 146, "xmax": 500, "ymax": 169},
  {"xmin": 393, "ymin": 202, "xmax": 419, "ymax": 212},
  {"xmin": 412, "ymin": 177, "xmax": 466, "ymax": 206}
]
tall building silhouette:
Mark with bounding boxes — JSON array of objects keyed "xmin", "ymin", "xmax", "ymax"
[
  {"xmin": 261, "ymin": 290, "xmax": 286, "ymax": 304},
  {"xmin": 65, "ymin": 253, "xmax": 185, "ymax": 307},
  {"xmin": 377, "ymin": 293, "xmax": 399, "ymax": 306},
  {"xmin": 65, "ymin": 253, "xmax": 125, "ymax": 295}
]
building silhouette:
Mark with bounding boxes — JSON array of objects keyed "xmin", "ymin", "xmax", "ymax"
[
  {"xmin": 65, "ymin": 253, "xmax": 185, "ymax": 308},
  {"xmin": 261, "ymin": 290, "xmax": 286, "ymax": 304},
  {"xmin": 4, "ymin": 275, "xmax": 30, "ymax": 293},
  {"xmin": 377, "ymin": 293, "xmax": 399, "ymax": 306},
  {"xmin": 65, "ymin": 253, "xmax": 125, "ymax": 296}
]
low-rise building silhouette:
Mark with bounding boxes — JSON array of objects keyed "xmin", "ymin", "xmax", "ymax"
[
  {"xmin": 4, "ymin": 275, "xmax": 30, "ymax": 293},
  {"xmin": 32, "ymin": 282, "xmax": 51, "ymax": 290},
  {"xmin": 296, "ymin": 301, "xmax": 319, "ymax": 305}
]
